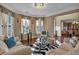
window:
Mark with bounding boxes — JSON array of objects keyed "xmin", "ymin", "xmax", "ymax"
[
  {"xmin": 7, "ymin": 15, "xmax": 13, "ymax": 38},
  {"xmin": 21, "ymin": 18, "xmax": 30, "ymax": 34},
  {"xmin": 3, "ymin": 13, "xmax": 13, "ymax": 38},
  {"xmin": 0, "ymin": 12, "xmax": 13, "ymax": 38},
  {"xmin": 36, "ymin": 18, "xmax": 44, "ymax": 34}
]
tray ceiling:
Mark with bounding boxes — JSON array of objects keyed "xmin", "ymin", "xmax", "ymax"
[{"xmin": 1, "ymin": 3, "xmax": 79, "ymax": 17}]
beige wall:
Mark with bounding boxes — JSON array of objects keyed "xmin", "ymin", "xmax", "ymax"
[
  {"xmin": 44, "ymin": 16, "xmax": 54, "ymax": 37},
  {"xmin": 13, "ymin": 14, "xmax": 22, "ymax": 38},
  {"xmin": 29, "ymin": 17, "xmax": 36, "ymax": 36}
]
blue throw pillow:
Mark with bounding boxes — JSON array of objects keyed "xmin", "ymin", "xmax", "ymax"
[{"xmin": 4, "ymin": 37, "xmax": 16, "ymax": 48}]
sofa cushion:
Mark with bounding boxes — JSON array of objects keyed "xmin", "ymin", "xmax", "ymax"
[
  {"xmin": 46, "ymin": 48, "xmax": 67, "ymax": 55},
  {"xmin": 0, "ymin": 40, "xmax": 8, "ymax": 54},
  {"xmin": 0, "ymin": 47, "xmax": 5, "ymax": 54},
  {"xmin": 14, "ymin": 37, "xmax": 20, "ymax": 42},
  {"xmin": 59, "ymin": 42, "xmax": 73, "ymax": 51},
  {"xmin": 65, "ymin": 41, "xmax": 79, "ymax": 55},
  {"xmin": 3, "ymin": 45, "xmax": 32, "ymax": 55},
  {"xmin": 16, "ymin": 41, "xmax": 22, "ymax": 46},
  {"xmin": 0, "ymin": 35, "xmax": 5, "ymax": 41},
  {"xmin": 53, "ymin": 49, "xmax": 67, "ymax": 55},
  {"xmin": 4, "ymin": 37, "xmax": 16, "ymax": 48}
]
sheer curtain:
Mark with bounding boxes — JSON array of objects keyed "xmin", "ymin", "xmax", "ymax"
[
  {"xmin": 36, "ymin": 18, "xmax": 43, "ymax": 34},
  {"xmin": 21, "ymin": 18, "xmax": 30, "ymax": 34},
  {"xmin": 7, "ymin": 15, "xmax": 13, "ymax": 38}
]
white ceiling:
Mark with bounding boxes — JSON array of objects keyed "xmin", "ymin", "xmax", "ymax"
[{"xmin": 1, "ymin": 3, "xmax": 79, "ymax": 17}]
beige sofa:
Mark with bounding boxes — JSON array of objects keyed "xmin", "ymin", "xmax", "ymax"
[
  {"xmin": 46, "ymin": 40, "xmax": 79, "ymax": 55},
  {"xmin": 0, "ymin": 35, "xmax": 32, "ymax": 55},
  {"xmin": 3, "ymin": 45, "xmax": 31, "ymax": 55}
]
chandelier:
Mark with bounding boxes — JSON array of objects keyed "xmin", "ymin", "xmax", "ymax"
[{"xmin": 34, "ymin": 3, "xmax": 44, "ymax": 9}]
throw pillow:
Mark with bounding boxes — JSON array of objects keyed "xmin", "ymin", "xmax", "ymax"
[{"xmin": 4, "ymin": 37, "xmax": 16, "ymax": 48}]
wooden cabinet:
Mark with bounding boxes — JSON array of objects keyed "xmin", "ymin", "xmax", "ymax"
[{"xmin": 62, "ymin": 22, "xmax": 79, "ymax": 37}]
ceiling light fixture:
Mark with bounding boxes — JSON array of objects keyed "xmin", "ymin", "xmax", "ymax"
[{"xmin": 34, "ymin": 3, "xmax": 44, "ymax": 9}]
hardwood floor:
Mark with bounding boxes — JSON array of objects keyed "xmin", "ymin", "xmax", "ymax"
[{"xmin": 21, "ymin": 36, "xmax": 37, "ymax": 45}]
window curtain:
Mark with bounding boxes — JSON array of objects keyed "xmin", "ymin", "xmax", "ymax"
[
  {"xmin": 0, "ymin": 6, "xmax": 14, "ymax": 38},
  {"xmin": 1, "ymin": 13, "xmax": 13, "ymax": 38},
  {"xmin": 24, "ymin": 19, "xmax": 29, "ymax": 34},
  {"xmin": 21, "ymin": 18, "xmax": 30, "ymax": 34},
  {"xmin": 36, "ymin": 18, "xmax": 43, "ymax": 34},
  {"xmin": 2, "ymin": 13, "xmax": 8, "ymax": 36},
  {"xmin": 38, "ymin": 18, "xmax": 42, "ymax": 33},
  {"xmin": 7, "ymin": 15, "xmax": 13, "ymax": 38}
]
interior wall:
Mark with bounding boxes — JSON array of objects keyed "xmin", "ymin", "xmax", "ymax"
[
  {"xmin": 29, "ymin": 17, "xmax": 36, "ymax": 36},
  {"xmin": 13, "ymin": 14, "xmax": 22, "ymax": 38},
  {"xmin": 44, "ymin": 16, "xmax": 54, "ymax": 37}
]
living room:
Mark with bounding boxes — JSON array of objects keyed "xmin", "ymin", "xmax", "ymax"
[{"xmin": 0, "ymin": 3, "xmax": 79, "ymax": 55}]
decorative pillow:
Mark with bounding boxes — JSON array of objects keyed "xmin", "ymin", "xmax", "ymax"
[
  {"xmin": 0, "ymin": 40, "xmax": 8, "ymax": 53},
  {"xmin": 4, "ymin": 37, "xmax": 16, "ymax": 48},
  {"xmin": 69, "ymin": 38, "xmax": 78, "ymax": 48},
  {"xmin": 75, "ymin": 41, "xmax": 79, "ymax": 50}
]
